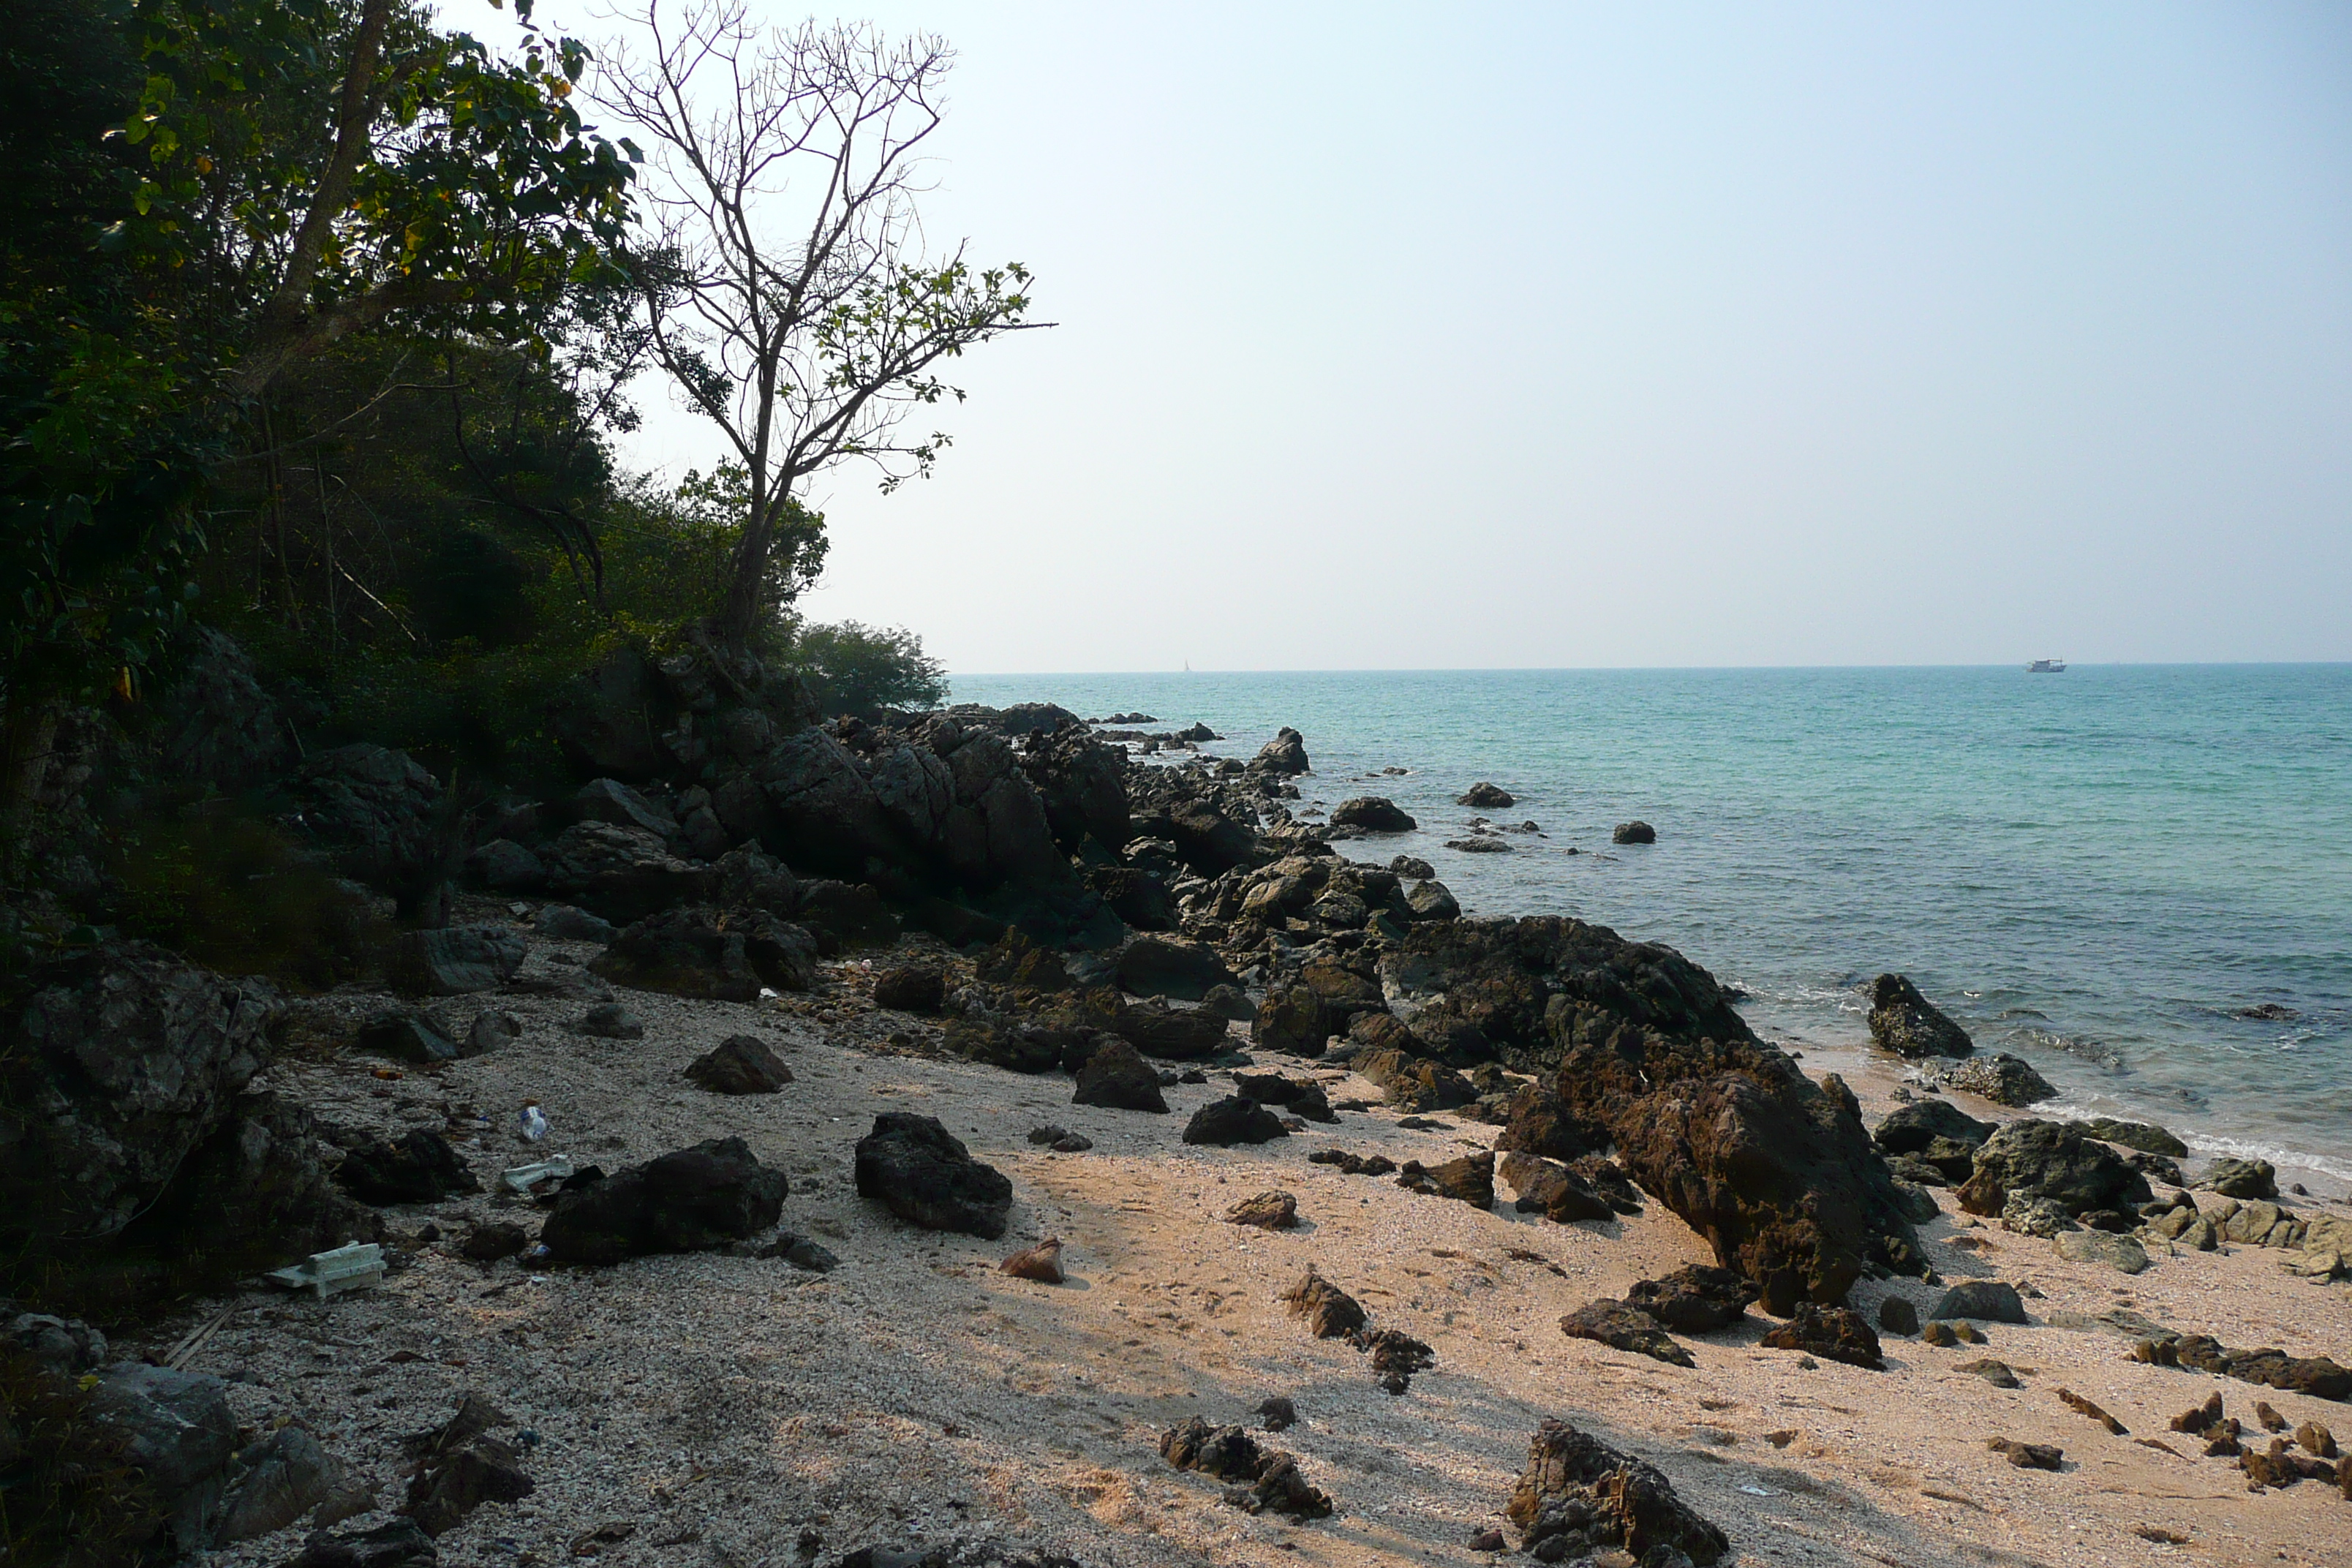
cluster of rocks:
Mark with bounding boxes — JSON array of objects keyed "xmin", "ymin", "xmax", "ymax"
[
  {"xmin": 1502, "ymin": 1419, "xmax": 1727, "ymax": 1564},
  {"xmin": 2166, "ymin": 1390, "xmax": 2351, "ymax": 1496},
  {"xmin": 1279, "ymin": 1267, "xmax": 1436, "ymax": 1394},
  {"xmin": 1558, "ymin": 1264, "xmax": 1758, "ymax": 1368},
  {"xmin": 1157, "ymin": 1414, "xmax": 1333, "ymax": 1519}
]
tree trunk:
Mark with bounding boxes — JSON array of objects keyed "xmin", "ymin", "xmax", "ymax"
[{"xmin": 0, "ymin": 696, "xmax": 62, "ymax": 875}]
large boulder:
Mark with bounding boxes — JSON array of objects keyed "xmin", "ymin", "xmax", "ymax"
[
  {"xmin": 541, "ymin": 821, "xmax": 714, "ymax": 922},
  {"xmin": 1251, "ymin": 727, "xmax": 1311, "ymax": 775},
  {"xmin": 683, "ymin": 1036, "xmax": 794, "ymax": 1094},
  {"xmin": 587, "ymin": 906, "xmax": 817, "ymax": 1001},
  {"xmin": 1, "ymin": 944, "xmax": 277, "ymax": 1245},
  {"xmin": 1956, "ymin": 1120, "xmax": 2152, "ymax": 1221},
  {"xmin": 1504, "ymin": 1420, "xmax": 1727, "ymax": 1564},
  {"xmin": 387, "ymin": 927, "xmax": 526, "ymax": 997},
  {"xmin": 1872, "ymin": 1098, "xmax": 1993, "ymax": 1155},
  {"xmin": 853, "ymin": 1113, "xmax": 1014, "ymax": 1238},
  {"xmin": 538, "ymin": 1137, "xmax": 787, "ymax": 1263},
  {"xmin": 1866, "ymin": 974, "xmax": 1975, "ymax": 1058},
  {"xmin": 1017, "ymin": 724, "xmax": 1131, "ymax": 852},
  {"xmin": 549, "ymin": 645, "xmax": 671, "ymax": 780},
  {"xmin": 1115, "ymin": 936, "xmax": 1240, "ymax": 1002},
  {"xmin": 1183, "ymin": 1097, "xmax": 1289, "ymax": 1147},
  {"xmin": 86, "ymin": 1362, "xmax": 240, "ymax": 1553},
  {"xmin": 1605, "ymin": 1068, "xmax": 1901, "ymax": 1313},
  {"xmin": 287, "ymin": 744, "xmax": 453, "ymax": 921},
  {"xmin": 334, "ymin": 1130, "xmax": 480, "ymax": 1206},
  {"xmin": 1071, "ymin": 1039, "xmax": 1168, "ymax": 1113}
]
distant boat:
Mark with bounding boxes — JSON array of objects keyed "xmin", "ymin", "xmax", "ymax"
[{"xmin": 2027, "ymin": 657, "xmax": 2067, "ymax": 673}]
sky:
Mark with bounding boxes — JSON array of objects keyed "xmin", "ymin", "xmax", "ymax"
[{"xmin": 466, "ymin": 1, "xmax": 2352, "ymax": 671}]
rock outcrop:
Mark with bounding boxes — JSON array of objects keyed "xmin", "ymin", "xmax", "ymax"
[
  {"xmin": 1504, "ymin": 1420, "xmax": 1727, "ymax": 1564},
  {"xmin": 538, "ymin": 1138, "xmax": 786, "ymax": 1262},
  {"xmin": 853, "ymin": 1113, "xmax": 1014, "ymax": 1239},
  {"xmin": 1866, "ymin": 974, "xmax": 1975, "ymax": 1058}
]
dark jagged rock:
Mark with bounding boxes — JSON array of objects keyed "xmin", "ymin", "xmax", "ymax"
[
  {"xmin": 1458, "ymin": 783, "xmax": 1515, "ymax": 809},
  {"xmin": 1330, "ymin": 796, "xmax": 1416, "ymax": 832},
  {"xmin": 388, "ymin": 927, "xmax": 528, "ymax": 997},
  {"xmin": 1403, "ymin": 879, "xmax": 1460, "ymax": 920},
  {"xmin": 336, "ymin": 1130, "xmax": 480, "ymax": 1206},
  {"xmin": 1115, "ymin": 936, "xmax": 1239, "ymax": 1001},
  {"xmin": 589, "ymin": 905, "xmax": 817, "ymax": 1002},
  {"xmin": 460, "ymin": 1222, "xmax": 529, "ymax": 1262},
  {"xmin": 86, "ymin": 1362, "xmax": 239, "ymax": 1553},
  {"xmin": 541, "ymin": 821, "xmax": 714, "ymax": 923},
  {"xmin": 1071, "ymin": 1039, "xmax": 1169, "ymax": 1112},
  {"xmin": 684, "ymin": 1035, "xmax": 794, "ymax": 1094},
  {"xmin": 1504, "ymin": 1419, "xmax": 1727, "ymax": 1565},
  {"xmin": 871, "ymin": 964, "xmax": 946, "ymax": 1014},
  {"xmin": 1957, "ymin": 1121, "xmax": 2152, "ymax": 1221},
  {"xmin": 1281, "ymin": 1268, "xmax": 1367, "ymax": 1338},
  {"xmin": 1164, "ymin": 799, "xmax": 1263, "ymax": 876},
  {"xmin": 1928, "ymin": 1281, "xmax": 2029, "ymax": 1323},
  {"xmin": 1873, "ymin": 1098, "xmax": 1993, "ymax": 1155},
  {"xmin": 402, "ymin": 1394, "xmax": 532, "ymax": 1535},
  {"xmin": 1624, "ymin": 1265, "xmax": 1757, "ymax": 1333},
  {"xmin": 538, "ymin": 1137, "xmax": 785, "ymax": 1262},
  {"xmin": 1183, "ymin": 1097, "xmax": 1289, "ymax": 1147},
  {"xmin": 790, "ymin": 879, "xmax": 903, "ymax": 953},
  {"xmin": 1016, "ymin": 723, "xmax": 1131, "ymax": 853},
  {"xmin": 1309, "ymin": 1148, "xmax": 1398, "ymax": 1177},
  {"xmin": 1088, "ymin": 864, "xmax": 1176, "ymax": 930},
  {"xmin": 1115, "ymin": 999, "xmax": 1232, "ymax": 1060},
  {"xmin": 1610, "ymin": 821, "xmax": 1656, "ymax": 845},
  {"xmin": 853, "ymin": 1113, "xmax": 1014, "ymax": 1239},
  {"xmin": 1866, "ymin": 974, "xmax": 1975, "ymax": 1059},
  {"xmin": 534, "ymin": 903, "xmax": 615, "ymax": 943},
  {"xmin": 1933, "ymin": 1053, "xmax": 2058, "ymax": 1107},
  {"xmin": 1759, "ymin": 1303, "xmax": 1884, "ymax": 1369},
  {"xmin": 1352, "ymin": 1327, "xmax": 1436, "ymax": 1394},
  {"xmin": 1256, "ymin": 1395, "xmax": 1297, "ymax": 1431},
  {"xmin": 1560, "ymin": 1300, "xmax": 1695, "ymax": 1367},
  {"xmin": 1396, "ymin": 1151, "xmax": 1495, "ymax": 1209},
  {"xmin": 1252, "ymin": 984, "xmax": 1333, "ymax": 1057},
  {"xmin": 1354, "ymin": 1048, "xmax": 1480, "ymax": 1112},
  {"xmin": 215, "ymin": 1424, "xmax": 347, "ymax": 1542},
  {"xmin": 1498, "ymin": 1152, "xmax": 1614, "ymax": 1222},
  {"xmin": 1493, "ymin": 1085, "xmax": 1599, "ymax": 1161},
  {"xmin": 1157, "ymin": 1417, "xmax": 1333, "ymax": 1519},
  {"xmin": 286, "ymin": 744, "xmax": 455, "ymax": 922},
  {"xmin": 2133, "ymin": 1333, "xmax": 2351, "ymax": 1403},
  {"xmin": 567, "ymin": 777, "xmax": 679, "ymax": 837},
  {"xmin": 1567, "ymin": 1156, "xmax": 1646, "ymax": 1215}
]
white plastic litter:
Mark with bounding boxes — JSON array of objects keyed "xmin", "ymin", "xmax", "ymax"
[
  {"xmin": 499, "ymin": 1155, "xmax": 574, "ymax": 1194},
  {"xmin": 517, "ymin": 1101, "xmax": 549, "ymax": 1142},
  {"xmin": 265, "ymin": 1242, "xmax": 386, "ymax": 1298}
]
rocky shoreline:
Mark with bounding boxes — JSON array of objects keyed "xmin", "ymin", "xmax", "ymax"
[{"xmin": 5, "ymin": 676, "xmax": 2350, "ymax": 1567}]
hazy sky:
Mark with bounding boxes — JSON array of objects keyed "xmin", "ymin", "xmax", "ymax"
[{"xmin": 491, "ymin": 2, "xmax": 2352, "ymax": 671}]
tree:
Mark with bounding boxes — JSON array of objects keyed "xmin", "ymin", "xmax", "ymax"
[
  {"xmin": 784, "ymin": 618, "xmax": 946, "ymax": 715},
  {"xmin": 595, "ymin": 2, "xmax": 1043, "ymax": 650}
]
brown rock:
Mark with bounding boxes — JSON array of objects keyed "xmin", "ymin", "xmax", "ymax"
[
  {"xmin": 1559, "ymin": 1300, "xmax": 1695, "ymax": 1368},
  {"xmin": 1504, "ymin": 1419, "xmax": 1728, "ymax": 1564},
  {"xmin": 2298, "ymin": 1421, "xmax": 2338, "ymax": 1459},
  {"xmin": 999, "ymin": 1237, "xmax": 1066, "ymax": 1284},
  {"xmin": 1989, "ymin": 1438, "xmax": 2064, "ymax": 1471},
  {"xmin": 1624, "ymin": 1264, "xmax": 1756, "ymax": 1334},
  {"xmin": 1396, "ymin": 1150, "xmax": 1495, "ymax": 1209},
  {"xmin": 1351, "ymin": 1327, "xmax": 1436, "ymax": 1395},
  {"xmin": 1759, "ymin": 1303, "xmax": 1884, "ymax": 1370},
  {"xmin": 2168, "ymin": 1393, "xmax": 2225, "ymax": 1436},
  {"xmin": 2058, "ymin": 1389, "xmax": 2127, "ymax": 1434},
  {"xmin": 1281, "ymin": 1268, "xmax": 1367, "ymax": 1338},
  {"xmin": 2255, "ymin": 1400, "xmax": 2289, "ymax": 1432},
  {"xmin": 1227, "ymin": 1191, "xmax": 1300, "ymax": 1230}
]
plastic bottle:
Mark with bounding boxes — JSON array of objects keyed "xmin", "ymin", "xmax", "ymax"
[{"xmin": 517, "ymin": 1101, "xmax": 549, "ymax": 1142}]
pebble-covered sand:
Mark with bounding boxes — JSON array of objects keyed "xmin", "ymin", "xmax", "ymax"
[{"xmin": 146, "ymin": 917, "xmax": 2352, "ymax": 1568}]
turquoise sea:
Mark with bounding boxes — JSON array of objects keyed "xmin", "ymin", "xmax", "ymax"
[{"xmin": 950, "ymin": 666, "xmax": 2352, "ymax": 1181}]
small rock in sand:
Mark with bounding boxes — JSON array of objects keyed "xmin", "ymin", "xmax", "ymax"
[
  {"xmin": 1928, "ymin": 1281, "xmax": 2028, "ymax": 1324},
  {"xmin": 1956, "ymin": 1357, "xmax": 2022, "ymax": 1389},
  {"xmin": 1000, "ymin": 1237, "xmax": 1066, "ymax": 1284},
  {"xmin": 1227, "ymin": 1191, "xmax": 1300, "ymax": 1229},
  {"xmin": 459, "ymin": 1223, "xmax": 528, "ymax": 1262},
  {"xmin": 1256, "ymin": 1395, "xmax": 1297, "ymax": 1432},
  {"xmin": 1989, "ymin": 1437, "xmax": 2065, "ymax": 1471},
  {"xmin": 571, "ymin": 1003, "xmax": 644, "ymax": 1040},
  {"xmin": 2059, "ymin": 1389, "xmax": 2128, "ymax": 1433},
  {"xmin": 1281, "ymin": 1268, "xmax": 1367, "ymax": 1338},
  {"xmin": 683, "ymin": 1035, "xmax": 794, "ymax": 1094},
  {"xmin": 1183, "ymin": 1096, "xmax": 1289, "ymax": 1146},
  {"xmin": 1879, "ymin": 1297, "xmax": 1921, "ymax": 1336},
  {"xmin": 1760, "ymin": 1304, "xmax": 1885, "ymax": 1370},
  {"xmin": 1559, "ymin": 1299, "xmax": 1694, "ymax": 1368},
  {"xmin": 1624, "ymin": 1264, "xmax": 1757, "ymax": 1334},
  {"xmin": 1071, "ymin": 1039, "xmax": 1168, "ymax": 1113}
]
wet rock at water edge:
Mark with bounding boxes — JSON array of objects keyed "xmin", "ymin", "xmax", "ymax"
[
  {"xmin": 1957, "ymin": 1121, "xmax": 2151, "ymax": 1221},
  {"xmin": 2076, "ymin": 1117, "xmax": 2189, "ymax": 1158},
  {"xmin": 1183, "ymin": 1096, "xmax": 1289, "ymax": 1147},
  {"xmin": 1330, "ymin": 796, "xmax": 1417, "ymax": 833},
  {"xmin": 2198, "ymin": 1157, "xmax": 2277, "ymax": 1201},
  {"xmin": 1610, "ymin": 821, "xmax": 1656, "ymax": 845},
  {"xmin": 1873, "ymin": 1097, "xmax": 1993, "ymax": 1156},
  {"xmin": 1505, "ymin": 1419, "xmax": 1727, "ymax": 1564},
  {"xmin": 538, "ymin": 1137, "xmax": 788, "ymax": 1263},
  {"xmin": 1559, "ymin": 1300, "xmax": 1695, "ymax": 1368},
  {"xmin": 684, "ymin": 1035, "xmax": 794, "ymax": 1094},
  {"xmin": 1866, "ymin": 973, "xmax": 1975, "ymax": 1060},
  {"xmin": 1931, "ymin": 1052, "xmax": 2057, "ymax": 1107},
  {"xmin": 853, "ymin": 1112, "xmax": 1015, "ymax": 1239},
  {"xmin": 1458, "ymin": 783, "xmax": 1516, "ymax": 810}
]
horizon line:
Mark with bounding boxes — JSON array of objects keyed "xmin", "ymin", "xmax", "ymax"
[{"xmin": 947, "ymin": 659, "xmax": 2352, "ymax": 679}]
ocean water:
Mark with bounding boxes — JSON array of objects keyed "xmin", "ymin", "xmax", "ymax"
[{"xmin": 949, "ymin": 666, "xmax": 2352, "ymax": 1181}]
